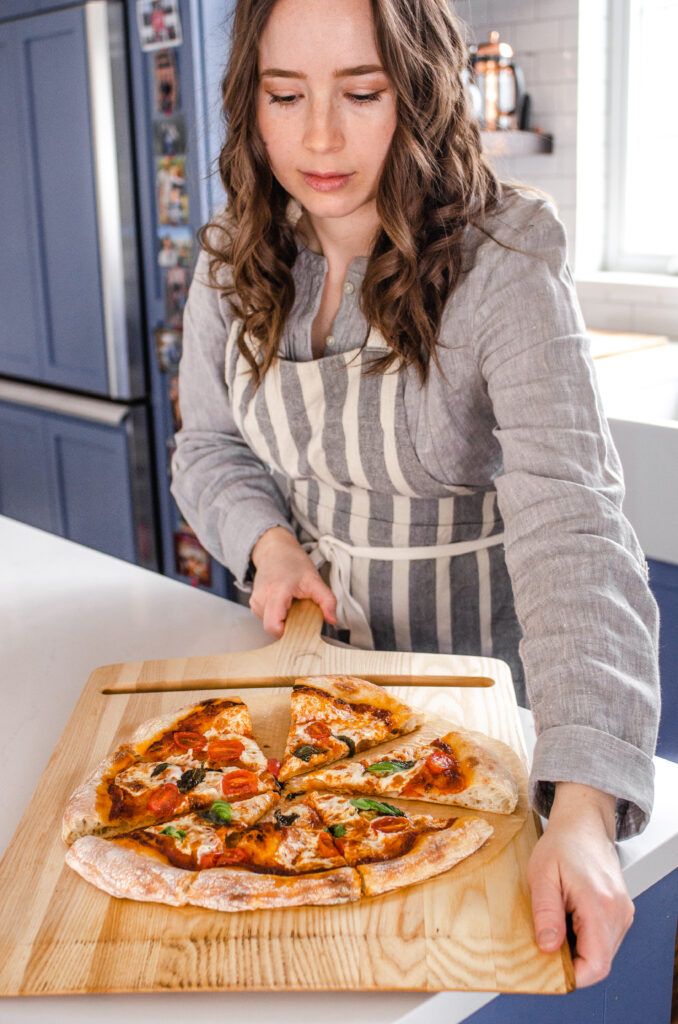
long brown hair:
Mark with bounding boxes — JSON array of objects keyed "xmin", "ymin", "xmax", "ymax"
[{"xmin": 200, "ymin": 0, "xmax": 513, "ymax": 385}]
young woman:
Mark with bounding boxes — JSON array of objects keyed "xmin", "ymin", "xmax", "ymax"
[{"xmin": 171, "ymin": 0, "xmax": 659, "ymax": 988}]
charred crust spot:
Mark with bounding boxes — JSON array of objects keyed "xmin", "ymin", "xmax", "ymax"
[{"xmin": 292, "ymin": 685, "xmax": 393, "ymax": 724}]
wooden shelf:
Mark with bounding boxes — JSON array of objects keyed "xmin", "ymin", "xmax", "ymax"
[{"xmin": 480, "ymin": 129, "xmax": 554, "ymax": 157}]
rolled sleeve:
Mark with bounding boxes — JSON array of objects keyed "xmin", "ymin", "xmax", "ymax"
[{"xmin": 474, "ymin": 200, "xmax": 660, "ymax": 838}]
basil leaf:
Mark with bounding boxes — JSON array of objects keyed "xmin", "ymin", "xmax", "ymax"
[
  {"xmin": 204, "ymin": 800, "xmax": 232, "ymax": 824},
  {"xmin": 161, "ymin": 825, "xmax": 186, "ymax": 839},
  {"xmin": 365, "ymin": 759, "xmax": 416, "ymax": 775},
  {"xmin": 327, "ymin": 823, "xmax": 346, "ymax": 838},
  {"xmin": 151, "ymin": 762, "xmax": 170, "ymax": 777},
  {"xmin": 177, "ymin": 767, "xmax": 206, "ymax": 793},
  {"xmin": 350, "ymin": 798, "xmax": 405, "ymax": 817},
  {"xmin": 292, "ymin": 743, "xmax": 324, "ymax": 762},
  {"xmin": 334, "ymin": 735, "xmax": 356, "ymax": 758},
  {"xmin": 274, "ymin": 810, "xmax": 299, "ymax": 827}
]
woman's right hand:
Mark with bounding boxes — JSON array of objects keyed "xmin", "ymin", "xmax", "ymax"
[{"xmin": 249, "ymin": 526, "xmax": 337, "ymax": 637}]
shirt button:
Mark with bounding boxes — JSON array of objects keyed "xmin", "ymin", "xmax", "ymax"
[
  {"xmin": 326, "ymin": 334, "xmax": 335, "ymax": 347},
  {"xmin": 343, "ymin": 281, "xmax": 355, "ymax": 294}
]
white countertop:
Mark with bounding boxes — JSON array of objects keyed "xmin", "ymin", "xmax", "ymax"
[{"xmin": 2, "ymin": 516, "xmax": 677, "ymax": 1024}]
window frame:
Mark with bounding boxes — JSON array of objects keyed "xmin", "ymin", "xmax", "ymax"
[{"xmin": 604, "ymin": 0, "xmax": 678, "ymax": 273}]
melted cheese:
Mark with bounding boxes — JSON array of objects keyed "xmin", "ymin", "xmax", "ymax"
[{"xmin": 115, "ymin": 761, "xmax": 185, "ymax": 795}]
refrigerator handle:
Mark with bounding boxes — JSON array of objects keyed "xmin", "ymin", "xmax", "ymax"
[{"xmin": 85, "ymin": 1, "xmax": 144, "ymax": 401}]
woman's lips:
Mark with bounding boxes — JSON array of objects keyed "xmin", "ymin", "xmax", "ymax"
[{"xmin": 301, "ymin": 172, "xmax": 354, "ymax": 192}]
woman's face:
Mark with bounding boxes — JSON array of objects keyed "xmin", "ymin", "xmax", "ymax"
[{"xmin": 256, "ymin": 0, "xmax": 397, "ymax": 224}]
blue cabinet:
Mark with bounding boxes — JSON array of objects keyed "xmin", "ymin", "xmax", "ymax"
[
  {"xmin": 0, "ymin": 6, "xmax": 110, "ymax": 394},
  {"xmin": 0, "ymin": 2, "xmax": 144, "ymax": 400},
  {"xmin": 0, "ymin": 391, "xmax": 156, "ymax": 567},
  {"xmin": 648, "ymin": 558, "xmax": 678, "ymax": 763}
]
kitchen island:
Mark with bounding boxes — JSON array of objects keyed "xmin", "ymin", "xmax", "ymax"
[{"xmin": 1, "ymin": 516, "xmax": 676, "ymax": 1023}]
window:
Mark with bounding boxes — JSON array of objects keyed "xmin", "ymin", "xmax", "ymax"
[{"xmin": 606, "ymin": 0, "xmax": 678, "ymax": 273}]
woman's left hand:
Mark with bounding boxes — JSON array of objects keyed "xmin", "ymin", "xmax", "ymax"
[{"xmin": 527, "ymin": 782, "xmax": 635, "ymax": 988}]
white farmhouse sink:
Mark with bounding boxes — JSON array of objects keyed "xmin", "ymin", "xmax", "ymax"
[{"xmin": 593, "ymin": 341, "xmax": 678, "ymax": 565}]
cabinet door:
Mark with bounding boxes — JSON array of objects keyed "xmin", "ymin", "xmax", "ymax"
[
  {"xmin": 0, "ymin": 397, "xmax": 146, "ymax": 564},
  {"xmin": 46, "ymin": 415, "xmax": 137, "ymax": 562},
  {"xmin": 0, "ymin": 403, "xmax": 58, "ymax": 532},
  {"xmin": 0, "ymin": 6, "xmax": 109, "ymax": 393}
]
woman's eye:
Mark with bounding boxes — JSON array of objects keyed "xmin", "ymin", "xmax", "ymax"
[{"xmin": 267, "ymin": 91, "xmax": 383, "ymax": 107}]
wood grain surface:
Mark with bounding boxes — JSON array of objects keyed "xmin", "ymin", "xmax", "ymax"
[{"xmin": 0, "ymin": 600, "xmax": 574, "ymax": 996}]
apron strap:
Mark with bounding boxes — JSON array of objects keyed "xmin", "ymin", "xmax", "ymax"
[{"xmin": 301, "ymin": 530, "xmax": 505, "ymax": 651}]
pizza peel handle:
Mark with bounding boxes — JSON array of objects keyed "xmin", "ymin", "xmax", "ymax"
[
  {"xmin": 272, "ymin": 599, "xmax": 496, "ymax": 688},
  {"xmin": 95, "ymin": 597, "xmax": 496, "ymax": 691}
]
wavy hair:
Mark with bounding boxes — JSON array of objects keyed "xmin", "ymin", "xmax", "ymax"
[{"xmin": 200, "ymin": 0, "xmax": 515, "ymax": 386}]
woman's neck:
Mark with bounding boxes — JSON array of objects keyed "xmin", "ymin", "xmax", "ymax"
[{"xmin": 296, "ymin": 206, "xmax": 379, "ymax": 278}]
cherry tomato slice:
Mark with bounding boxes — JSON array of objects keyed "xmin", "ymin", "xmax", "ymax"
[
  {"xmin": 216, "ymin": 848, "xmax": 249, "ymax": 867},
  {"xmin": 371, "ymin": 816, "xmax": 411, "ymax": 833},
  {"xmin": 173, "ymin": 730, "xmax": 208, "ymax": 752},
  {"xmin": 317, "ymin": 832, "xmax": 339, "ymax": 858},
  {"xmin": 146, "ymin": 782, "xmax": 180, "ymax": 815},
  {"xmin": 221, "ymin": 769, "xmax": 259, "ymax": 798},
  {"xmin": 306, "ymin": 721, "xmax": 331, "ymax": 740},
  {"xmin": 267, "ymin": 758, "xmax": 281, "ymax": 779},
  {"xmin": 426, "ymin": 750, "xmax": 458, "ymax": 775},
  {"xmin": 207, "ymin": 738, "xmax": 245, "ymax": 762}
]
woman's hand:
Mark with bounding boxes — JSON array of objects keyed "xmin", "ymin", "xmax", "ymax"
[
  {"xmin": 250, "ymin": 526, "xmax": 337, "ymax": 637},
  {"xmin": 527, "ymin": 782, "xmax": 634, "ymax": 988}
]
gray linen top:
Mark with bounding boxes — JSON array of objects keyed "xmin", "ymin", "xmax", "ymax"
[{"xmin": 171, "ymin": 189, "xmax": 660, "ymax": 839}]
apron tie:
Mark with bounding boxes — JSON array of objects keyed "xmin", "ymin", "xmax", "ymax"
[{"xmin": 301, "ymin": 529, "xmax": 506, "ymax": 651}]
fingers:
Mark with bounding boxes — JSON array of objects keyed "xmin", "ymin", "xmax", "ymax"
[
  {"xmin": 299, "ymin": 574, "xmax": 337, "ymax": 626},
  {"xmin": 528, "ymin": 860, "xmax": 567, "ymax": 953},
  {"xmin": 571, "ymin": 888, "xmax": 634, "ymax": 988},
  {"xmin": 250, "ymin": 569, "xmax": 337, "ymax": 638}
]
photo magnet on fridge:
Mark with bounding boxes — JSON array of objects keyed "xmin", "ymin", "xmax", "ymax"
[{"xmin": 137, "ymin": 0, "xmax": 183, "ymax": 51}]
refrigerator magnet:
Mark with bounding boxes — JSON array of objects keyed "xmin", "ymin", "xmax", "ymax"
[
  {"xmin": 137, "ymin": 0, "xmax": 183, "ymax": 52},
  {"xmin": 174, "ymin": 529, "xmax": 212, "ymax": 587},
  {"xmin": 154, "ymin": 48, "xmax": 179, "ymax": 114}
]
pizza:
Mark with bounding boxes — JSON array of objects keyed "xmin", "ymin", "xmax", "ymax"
[
  {"xmin": 62, "ymin": 697, "xmax": 280, "ymax": 844},
  {"xmin": 286, "ymin": 730, "xmax": 519, "ymax": 814},
  {"xmin": 65, "ymin": 788, "xmax": 492, "ymax": 910},
  {"xmin": 297, "ymin": 792, "xmax": 494, "ymax": 896},
  {"xmin": 63, "ymin": 682, "xmax": 519, "ymax": 911},
  {"xmin": 278, "ymin": 675, "xmax": 425, "ymax": 781}
]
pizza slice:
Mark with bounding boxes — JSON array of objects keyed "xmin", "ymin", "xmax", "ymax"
[
  {"xmin": 285, "ymin": 730, "xmax": 519, "ymax": 814},
  {"xmin": 62, "ymin": 697, "xmax": 280, "ymax": 844},
  {"xmin": 65, "ymin": 801, "xmax": 361, "ymax": 911},
  {"xmin": 298, "ymin": 791, "xmax": 494, "ymax": 896},
  {"xmin": 278, "ymin": 675, "xmax": 424, "ymax": 782}
]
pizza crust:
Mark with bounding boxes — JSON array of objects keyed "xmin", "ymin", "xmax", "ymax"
[
  {"xmin": 65, "ymin": 835, "xmax": 193, "ymax": 906},
  {"xmin": 187, "ymin": 865, "xmax": 362, "ymax": 911},
  {"xmin": 295, "ymin": 676, "xmax": 425, "ymax": 730},
  {"xmin": 62, "ymin": 747, "xmax": 138, "ymax": 845},
  {"xmin": 356, "ymin": 817, "xmax": 494, "ymax": 897},
  {"xmin": 66, "ymin": 835, "xmax": 362, "ymax": 911}
]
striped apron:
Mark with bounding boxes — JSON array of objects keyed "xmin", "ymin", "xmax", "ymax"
[{"xmin": 225, "ymin": 320, "xmax": 524, "ymax": 697}]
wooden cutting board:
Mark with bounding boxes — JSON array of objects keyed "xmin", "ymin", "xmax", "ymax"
[{"xmin": 0, "ymin": 600, "xmax": 574, "ymax": 996}]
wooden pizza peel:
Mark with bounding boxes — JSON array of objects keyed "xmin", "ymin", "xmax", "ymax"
[{"xmin": 0, "ymin": 599, "xmax": 575, "ymax": 996}]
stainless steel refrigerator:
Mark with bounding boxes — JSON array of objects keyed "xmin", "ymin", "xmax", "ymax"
[{"xmin": 0, "ymin": 0, "xmax": 232, "ymax": 595}]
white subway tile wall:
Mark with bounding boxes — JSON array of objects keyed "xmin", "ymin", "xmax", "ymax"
[{"xmin": 455, "ymin": 0, "xmax": 678, "ymax": 338}]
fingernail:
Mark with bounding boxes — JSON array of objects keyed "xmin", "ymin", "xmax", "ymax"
[{"xmin": 538, "ymin": 929, "xmax": 558, "ymax": 947}]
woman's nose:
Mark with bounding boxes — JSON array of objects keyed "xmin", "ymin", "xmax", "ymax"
[{"xmin": 303, "ymin": 101, "xmax": 344, "ymax": 152}]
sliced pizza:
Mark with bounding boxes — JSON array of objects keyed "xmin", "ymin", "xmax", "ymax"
[
  {"xmin": 285, "ymin": 730, "xmax": 519, "ymax": 815},
  {"xmin": 62, "ymin": 697, "xmax": 279, "ymax": 844},
  {"xmin": 297, "ymin": 791, "xmax": 494, "ymax": 896},
  {"xmin": 65, "ymin": 803, "xmax": 361, "ymax": 911},
  {"xmin": 278, "ymin": 675, "xmax": 424, "ymax": 782}
]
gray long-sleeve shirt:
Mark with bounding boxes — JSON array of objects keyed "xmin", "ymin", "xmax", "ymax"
[{"xmin": 171, "ymin": 190, "xmax": 660, "ymax": 839}]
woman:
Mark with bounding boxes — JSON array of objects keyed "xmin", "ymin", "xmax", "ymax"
[{"xmin": 171, "ymin": 0, "xmax": 659, "ymax": 988}]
